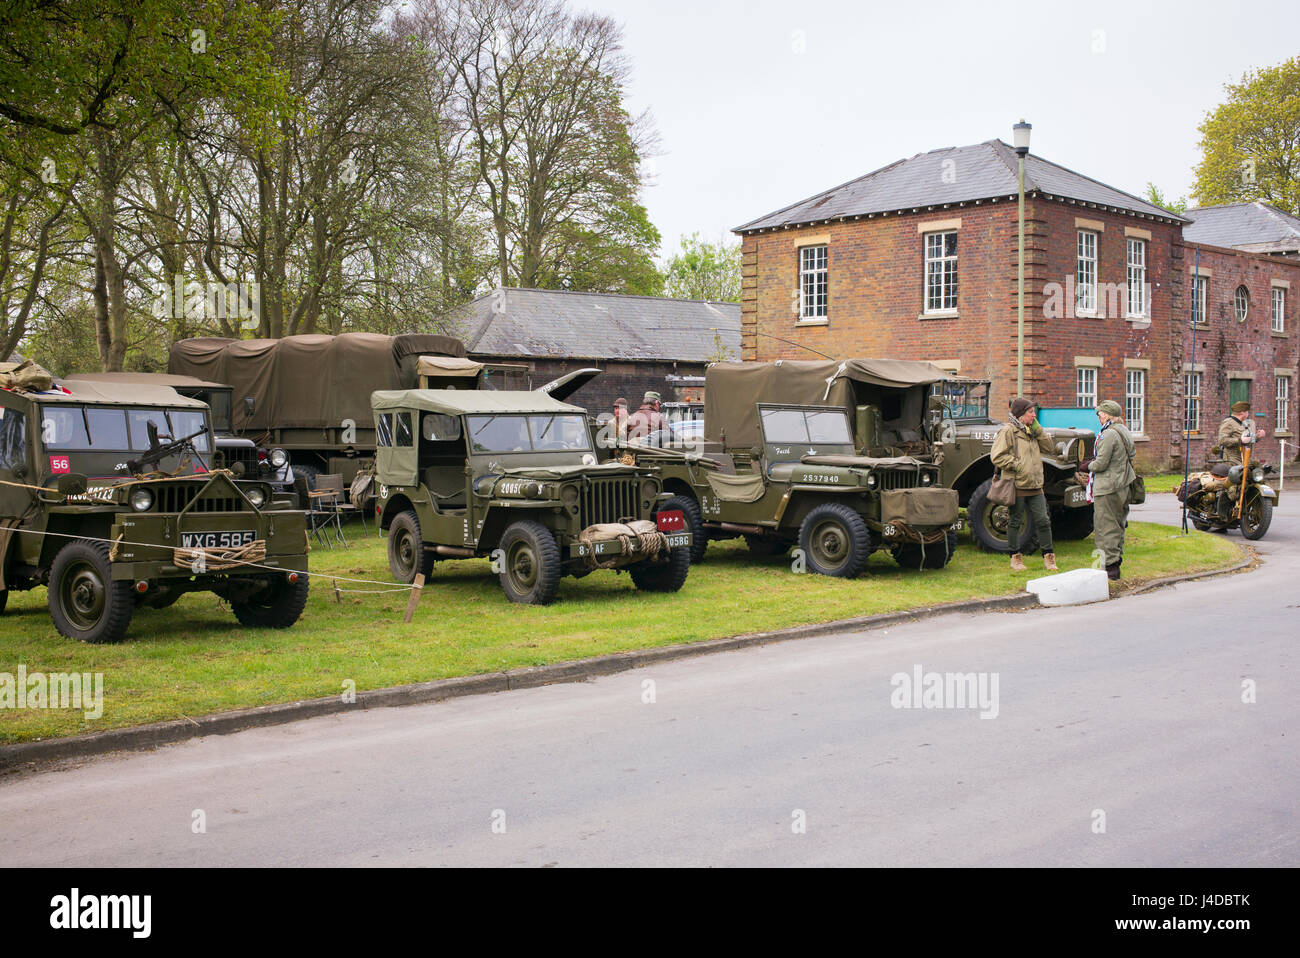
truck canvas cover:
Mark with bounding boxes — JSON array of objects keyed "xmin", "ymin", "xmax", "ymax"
[
  {"xmin": 169, "ymin": 333, "xmax": 465, "ymax": 430},
  {"xmin": 704, "ymin": 359, "xmax": 953, "ymax": 447}
]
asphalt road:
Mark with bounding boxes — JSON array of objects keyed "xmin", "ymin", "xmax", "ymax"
[{"xmin": 2, "ymin": 495, "xmax": 1296, "ymax": 867}]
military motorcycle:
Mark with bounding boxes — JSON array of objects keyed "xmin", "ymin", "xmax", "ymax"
[{"xmin": 1178, "ymin": 456, "xmax": 1278, "ymax": 540}]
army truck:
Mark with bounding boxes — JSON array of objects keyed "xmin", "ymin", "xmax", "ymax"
[
  {"xmin": 931, "ymin": 378, "xmax": 1095, "ymax": 553},
  {"xmin": 63, "ymin": 372, "xmax": 293, "ymax": 491},
  {"xmin": 168, "ymin": 332, "xmax": 466, "ymax": 491},
  {"xmin": 0, "ymin": 380, "xmax": 309, "ymax": 642},
  {"xmin": 630, "ymin": 360, "xmax": 961, "ymax": 576},
  {"xmin": 371, "ymin": 388, "xmax": 693, "ymax": 604}
]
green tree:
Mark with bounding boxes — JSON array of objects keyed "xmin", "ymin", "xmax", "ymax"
[
  {"xmin": 1143, "ymin": 183, "xmax": 1188, "ymax": 215},
  {"xmin": 663, "ymin": 233, "xmax": 741, "ymax": 302},
  {"xmin": 1193, "ymin": 56, "xmax": 1300, "ymax": 215}
]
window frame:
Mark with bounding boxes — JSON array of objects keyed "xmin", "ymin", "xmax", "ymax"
[
  {"xmin": 798, "ymin": 244, "xmax": 828, "ymax": 321},
  {"xmin": 1125, "ymin": 368, "xmax": 1146, "ymax": 437},
  {"xmin": 1075, "ymin": 367, "xmax": 1098, "ymax": 409},
  {"xmin": 923, "ymin": 230, "xmax": 958, "ymax": 315},
  {"xmin": 1125, "ymin": 238, "xmax": 1148, "ymax": 318},
  {"xmin": 1184, "ymin": 371, "xmax": 1202, "ymax": 434},
  {"xmin": 1191, "ymin": 274, "xmax": 1209, "ymax": 327},
  {"xmin": 1277, "ymin": 375, "xmax": 1291, "ymax": 433},
  {"xmin": 1234, "ymin": 285, "xmax": 1249, "ymax": 323},
  {"xmin": 1273, "ymin": 286, "xmax": 1286, "ymax": 334},
  {"xmin": 1076, "ymin": 230, "xmax": 1098, "ymax": 315}
]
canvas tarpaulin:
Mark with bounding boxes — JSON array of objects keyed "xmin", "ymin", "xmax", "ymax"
[
  {"xmin": 880, "ymin": 488, "xmax": 959, "ymax": 526},
  {"xmin": 704, "ymin": 359, "xmax": 952, "ymax": 447},
  {"xmin": 169, "ymin": 333, "xmax": 465, "ymax": 430},
  {"xmin": 705, "ymin": 471, "xmax": 767, "ymax": 503}
]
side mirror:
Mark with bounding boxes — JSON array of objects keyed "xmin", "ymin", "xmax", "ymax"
[
  {"xmin": 243, "ymin": 396, "xmax": 256, "ymax": 417},
  {"xmin": 56, "ymin": 473, "xmax": 89, "ymax": 497}
]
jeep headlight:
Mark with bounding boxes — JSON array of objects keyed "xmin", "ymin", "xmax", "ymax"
[
  {"xmin": 561, "ymin": 485, "xmax": 579, "ymax": 507},
  {"xmin": 522, "ymin": 481, "xmax": 541, "ymax": 499},
  {"xmin": 1250, "ymin": 467, "xmax": 1264, "ymax": 484},
  {"xmin": 1228, "ymin": 464, "xmax": 1244, "ymax": 483},
  {"xmin": 269, "ymin": 448, "xmax": 288, "ymax": 469},
  {"xmin": 130, "ymin": 488, "xmax": 153, "ymax": 512},
  {"xmin": 865, "ymin": 473, "xmax": 878, "ymax": 489},
  {"xmin": 640, "ymin": 479, "xmax": 658, "ymax": 502},
  {"xmin": 920, "ymin": 472, "xmax": 933, "ymax": 486},
  {"xmin": 245, "ymin": 486, "xmax": 266, "ymax": 508}
]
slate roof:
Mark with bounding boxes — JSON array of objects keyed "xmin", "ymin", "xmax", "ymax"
[
  {"xmin": 735, "ymin": 139, "xmax": 1186, "ymax": 233},
  {"xmin": 1182, "ymin": 201, "xmax": 1300, "ymax": 253},
  {"xmin": 451, "ymin": 288, "xmax": 742, "ymax": 363}
]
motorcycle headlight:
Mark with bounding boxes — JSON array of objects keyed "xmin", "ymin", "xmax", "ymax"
[
  {"xmin": 269, "ymin": 448, "xmax": 288, "ymax": 468},
  {"xmin": 245, "ymin": 487, "xmax": 266, "ymax": 508},
  {"xmin": 130, "ymin": 488, "xmax": 153, "ymax": 512},
  {"xmin": 920, "ymin": 472, "xmax": 933, "ymax": 486},
  {"xmin": 1228, "ymin": 465, "xmax": 1243, "ymax": 483},
  {"xmin": 1251, "ymin": 467, "xmax": 1264, "ymax": 484}
]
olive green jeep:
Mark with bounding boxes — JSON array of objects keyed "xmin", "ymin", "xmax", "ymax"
[
  {"xmin": 630, "ymin": 359, "xmax": 961, "ymax": 577},
  {"xmin": 0, "ymin": 380, "xmax": 309, "ymax": 643},
  {"xmin": 371, "ymin": 389, "xmax": 692, "ymax": 604},
  {"xmin": 931, "ymin": 379, "xmax": 1095, "ymax": 552}
]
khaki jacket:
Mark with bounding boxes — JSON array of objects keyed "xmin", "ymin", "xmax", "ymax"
[
  {"xmin": 991, "ymin": 419, "xmax": 1056, "ymax": 492},
  {"xmin": 1088, "ymin": 422, "xmax": 1136, "ymax": 496},
  {"xmin": 1216, "ymin": 415, "xmax": 1250, "ymax": 464}
]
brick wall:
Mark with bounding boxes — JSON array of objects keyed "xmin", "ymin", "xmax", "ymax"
[
  {"xmin": 1178, "ymin": 244, "xmax": 1300, "ymax": 468},
  {"xmin": 740, "ymin": 197, "xmax": 1183, "ymax": 469}
]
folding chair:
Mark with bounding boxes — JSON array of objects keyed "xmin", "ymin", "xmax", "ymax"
[{"xmin": 309, "ymin": 473, "xmax": 349, "ymax": 548}]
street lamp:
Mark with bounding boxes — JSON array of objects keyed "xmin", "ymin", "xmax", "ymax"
[{"xmin": 1013, "ymin": 120, "xmax": 1031, "ymax": 397}]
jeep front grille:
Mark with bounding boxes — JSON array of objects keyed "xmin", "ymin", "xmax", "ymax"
[
  {"xmin": 580, "ymin": 478, "xmax": 641, "ymax": 525},
  {"xmin": 223, "ymin": 446, "xmax": 260, "ymax": 472},
  {"xmin": 877, "ymin": 471, "xmax": 920, "ymax": 491},
  {"xmin": 154, "ymin": 484, "xmax": 248, "ymax": 514}
]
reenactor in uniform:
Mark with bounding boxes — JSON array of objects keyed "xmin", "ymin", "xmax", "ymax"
[
  {"xmin": 612, "ymin": 398, "xmax": 629, "ymax": 443},
  {"xmin": 1085, "ymin": 400, "xmax": 1136, "ymax": 581},
  {"xmin": 1215, "ymin": 400, "xmax": 1264, "ymax": 465},
  {"xmin": 626, "ymin": 391, "xmax": 666, "ymax": 443},
  {"xmin": 991, "ymin": 396, "xmax": 1059, "ymax": 573}
]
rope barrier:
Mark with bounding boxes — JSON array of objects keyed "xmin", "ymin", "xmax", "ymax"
[{"xmin": 5, "ymin": 526, "xmax": 418, "ymax": 592}]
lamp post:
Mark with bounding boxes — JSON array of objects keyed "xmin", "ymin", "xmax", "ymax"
[{"xmin": 1013, "ymin": 119, "xmax": 1031, "ymax": 397}]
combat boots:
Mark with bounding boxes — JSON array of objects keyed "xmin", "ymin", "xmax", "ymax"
[
  {"xmin": 1043, "ymin": 552, "xmax": 1058, "ymax": 572},
  {"xmin": 1106, "ymin": 561, "xmax": 1121, "ymax": 580},
  {"xmin": 1010, "ymin": 553, "xmax": 1027, "ymax": 573}
]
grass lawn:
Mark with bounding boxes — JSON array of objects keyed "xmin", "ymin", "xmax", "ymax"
[
  {"xmin": 0, "ymin": 520, "xmax": 1243, "ymax": 744},
  {"xmin": 1145, "ymin": 472, "xmax": 1189, "ymax": 493}
]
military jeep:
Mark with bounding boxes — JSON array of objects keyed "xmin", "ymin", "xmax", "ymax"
[
  {"xmin": 371, "ymin": 389, "xmax": 692, "ymax": 605},
  {"xmin": 0, "ymin": 380, "xmax": 309, "ymax": 643},
  {"xmin": 634, "ymin": 360, "xmax": 961, "ymax": 576},
  {"xmin": 931, "ymin": 379, "xmax": 1095, "ymax": 553}
]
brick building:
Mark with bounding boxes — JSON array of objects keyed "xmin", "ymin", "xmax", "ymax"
[
  {"xmin": 736, "ymin": 139, "xmax": 1188, "ymax": 469},
  {"xmin": 442, "ymin": 287, "xmax": 741, "ymax": 414},
  {"xmin": 1180, "ymin": 203, "xmax": 1300, "ymax": 466}
]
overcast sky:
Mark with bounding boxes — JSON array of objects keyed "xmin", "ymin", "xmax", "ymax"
[{"xmin": 577, "ymin": 0, "xmax": 1300, "ymax": 261}]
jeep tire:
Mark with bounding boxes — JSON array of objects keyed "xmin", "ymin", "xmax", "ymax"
[
  {"xmin": 799, "ymin": 503, "xmax": 871, "ymax": 578},
  {"xmin": 629, "ymin": 542, "xmax": 691, "ymax": 593},
  {"xmin": 655, "ymin": 494, "xmax": 706, "ymax": 563},
  {"xmin": 499, "ymin": 519, "xmax": 562, "ymax": 605},
  {"xmin": 388, "ymin": 510, "xmax": 434, "ymax": 583},
  {"xmin": 48, "ymin": 539, "xmax": 135, "ymax": 643},
  {"xmin": 891, "ymin": 531, "xmax": 958, "ymax": 570},
  {"xmin": 968, "ymin": 477, "xmax": 1038, "ymax": 554},
  {"xmin": 232, "ymin": 572, "xmax": 310, "ymax": 628}
]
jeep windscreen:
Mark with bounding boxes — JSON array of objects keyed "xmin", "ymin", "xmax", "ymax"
[
  {"xmin": 760, "ymin": 407, "xmax": 854, "ymax": 445},
  {"xmin": 467, "ymin": 414, "xmax": 592, "ymax": 453},
  {"xmin": 39, "ymin": 404, "xmax": 212, "ymax": 478},
  {"xmin": 935, "ymin": 381, "xmax": 990, "ymax": 421}
]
